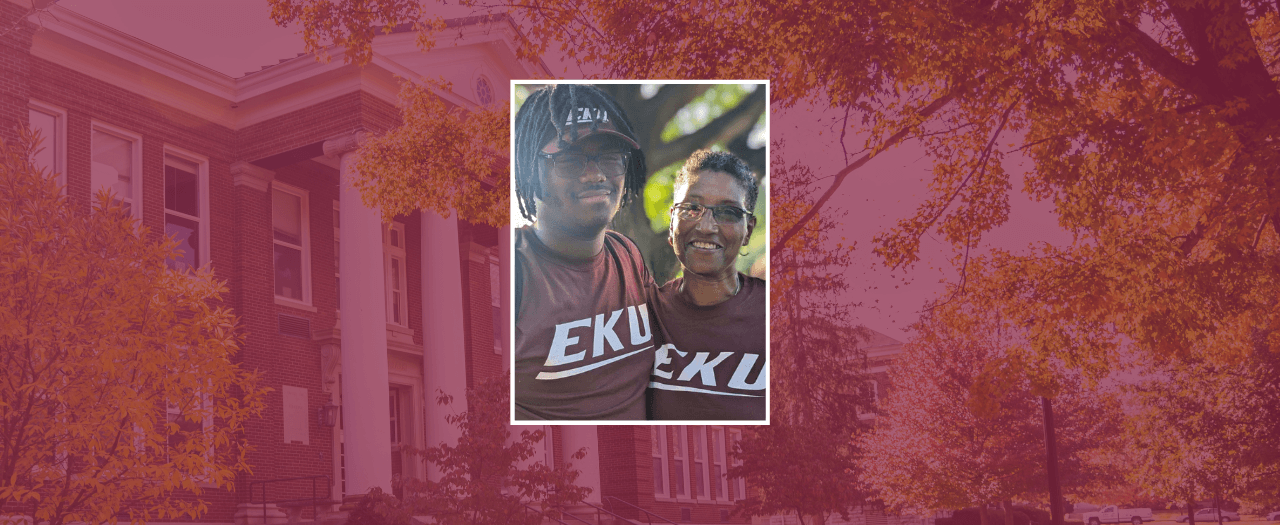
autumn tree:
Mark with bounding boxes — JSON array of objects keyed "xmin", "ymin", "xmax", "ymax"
[
  {"xmin": 1124, "ymin": 348, "xmax": 1280, "ymax": 513},
  {"xmin": 379, "ymin": 377, "xmax": 590, "ymax": 525},
  {"xmin": 724, "ymin": 145, "xmax": 871, "ymax": 525},
  {"xmin": 349, "ymin": 77, "xmax": 509, "ymax": 229},
  {"xmin": 0, "ymin": 130, "xmax": 267, "ymax": 525},
  {"xmin": 266, "ymin": 0, "xmax": 1280, "ymax": 372},
  {"xmin": 267, "ymin": 0, "xmax": 1280, "ymax": 500},
  {"xmin": 862, "ymin": 300, "xmax": 1122, "ymax": 522}
]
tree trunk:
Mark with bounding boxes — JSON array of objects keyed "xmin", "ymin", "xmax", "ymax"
[
  {"xmin": 980, "ymin": 505, "xmax": 991, "ymax": 525},
  {"xmin": 1042, "ymin": 396, "xmax": 1065, "ymax": 525},
  {"xmin": 1004, "ymin": 500, "xmax": 1016, "ymax": 525},
  {"xmin": 1215, "ymin": 494, "xmax": 1223, "ymax": 525},
  {"xmin": 1188, "ymin": 499, "xmax": 1196, "ymax": 525}
]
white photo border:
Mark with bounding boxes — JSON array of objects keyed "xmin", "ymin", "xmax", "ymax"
[{"xmin": 508, "ymin": 79, "xmax": 771, "ymax": 426}]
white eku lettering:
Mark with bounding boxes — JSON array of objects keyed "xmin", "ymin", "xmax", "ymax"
[
  {"xmin": 676, "ymin": 352, "xmax": 733, "ymax": 386},
  {"xmin": 566, "ymin": 107, "xmax": 610, "ymax": 125},
  {"xmin": 653, "ymin": 345, "xmax": 766, "ymax": 391},
  {"xmin": 727, "ymin": 354, "xmax": 766, "ymax": 390},
  {"xmin": 592, "ymin": 309, "xmax": 624, "ymax": 357},
  {"xmin": 627, "ymin": 304, "xmax": 652, "ymax": 345},
  {"xmin": 543, "ymin": 303, "xmax": 650, "ymax": 367},
  {"xmin": 652, "ymin": 344, "xmax": 684, "ymax": 380}
]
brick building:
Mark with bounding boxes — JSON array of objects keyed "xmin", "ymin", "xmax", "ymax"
[{"xmin": 0, "ymin": 2, "xmax": 788, "ymax": 524}]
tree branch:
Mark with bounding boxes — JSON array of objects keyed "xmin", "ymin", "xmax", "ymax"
[
  {"xmin": 911, "ymin": 96, "xmax": 1019, "ymax": 242},
  {"xmin": 638, "ymin": 84, "xmax": 712, "ymax": 146},
  {"xmin": 1110, "ymin": 20, "xmax": 1217, "ymax": 104},
  {"xmin": 772, "ymin": 90, "xmax": 959, "ymax": 253},
  {"xmin": 648, "ymin": 87, "xmax": 767, "ymax": 169}
]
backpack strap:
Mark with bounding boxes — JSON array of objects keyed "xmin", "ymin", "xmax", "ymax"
[{"xmin": 514, "ymin": 244, "xmax": 526, "ymax": 323}]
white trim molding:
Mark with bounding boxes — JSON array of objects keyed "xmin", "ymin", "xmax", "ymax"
[{"xmin": 230, "ymin": 161, "xmax": 274, "ymax": 192}]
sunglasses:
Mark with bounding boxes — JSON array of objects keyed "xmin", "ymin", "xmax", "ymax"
[
  {"xmin": 538, "ymin": 151, "xmax": 630, "ymax": 177},
  {"xmin": 670, "ymin": 202, "xmax": 753, "ymax": 224}
]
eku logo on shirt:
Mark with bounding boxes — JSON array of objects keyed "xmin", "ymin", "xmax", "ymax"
[
  {"xmin": 649, "ymin": 344, "xmax": 766, "ymax": 397},
  {"xmin": 537, "ymin": 303, "xmax": 653, "ymax": 380}
]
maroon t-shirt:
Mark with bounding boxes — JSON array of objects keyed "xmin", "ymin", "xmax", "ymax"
[
  {"xmin": 650, "ymin": 274, "xmax": 767, "ymax": 421},
  {"xmin": 513, "ymin": 227, "xmax": 658, "ymax": 420}
]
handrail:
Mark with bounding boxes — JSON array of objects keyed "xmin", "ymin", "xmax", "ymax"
[
  {"xmin": 603, "ymin": 495, "xmax": 679, "ymax": 525},
  {"xmin": 554, "ymin": 507, "xmax": 595, "ymax": 525},
  {"xmin": 247, "ymin": 475, "xmax": 335, "ymax": 524},
  {"xmin": 522, "ymin": 503, "xmax": 574, "ymax": 525},
  {"xmin": 584, "ymin": 497, "xmax": 662, "ymax": 525}
]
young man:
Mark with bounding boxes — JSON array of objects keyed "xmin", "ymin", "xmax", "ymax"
[
  {"xmin": 650, "ymin": 150, "xmax": 766, "ymax": 421},
  {"xmin": 512, "ymin": 85, "xmax": 658, "ymax": 420}
]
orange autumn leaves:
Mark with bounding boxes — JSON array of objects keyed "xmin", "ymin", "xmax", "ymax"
[
  {"xmin": 264, "ymin": 0, "xmax": 1280, "ymax": 508},
  {"xmin": 353, "ymin": 78, "xmax": 509, "ymax": 227},
  {"xmin": 0, "ymin": 130, "xmax": 267, "ymax": 525}
]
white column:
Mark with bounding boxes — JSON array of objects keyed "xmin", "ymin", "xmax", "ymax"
[
  {"xmin": 325, "ymin": 132, "xmax": 392, "ymax": 498},
  {"xmin": 498, "ymin": 225, "xmax": 511, "ymax": 372},
  {"xmin": 420, "ymin": 210, "xmax": 468, "ymax": 481},
  {"xmin": 560, "ymin": 426, "xmax": 602, "ymax": 505}
]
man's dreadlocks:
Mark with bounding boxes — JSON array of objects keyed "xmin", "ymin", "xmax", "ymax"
[{"xmin": 513, "ymin": 84, "xmax": 647, "ymax": 222}]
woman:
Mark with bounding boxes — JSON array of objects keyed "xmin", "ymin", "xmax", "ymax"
[{"xmin": 649, "ymin": 150, "xmax": 766, "ymax": 421}]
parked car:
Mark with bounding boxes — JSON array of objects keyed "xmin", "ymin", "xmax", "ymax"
[
  {"xmin": 1264, "ymin": 510, "xmax": 1280, "ymax": 521},
  {"xmin": 1082, "ymin": 506, "xmax": 1155, "ymax": 525},
  {"xmin": 1174, "ymin": 509, "xmax": 1240, "ymax": 523}
]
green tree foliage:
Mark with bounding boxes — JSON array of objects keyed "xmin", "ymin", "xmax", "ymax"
[{"xmin": 0, "ymin": 129, "xmax": 268, "ymax": 525}]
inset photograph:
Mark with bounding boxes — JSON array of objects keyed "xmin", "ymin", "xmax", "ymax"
[{"xmin": 510, "ymin": 82, "xmax": 769, "ymax": 423}]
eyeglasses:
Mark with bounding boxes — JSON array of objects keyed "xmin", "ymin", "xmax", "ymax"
[
  {"xmin": 670, "ymin": 202, "xmax": 753, "ymax": 224},
  {"xmin": 538, "ymin": 151, "xmax": 629, "ymax": 177}
]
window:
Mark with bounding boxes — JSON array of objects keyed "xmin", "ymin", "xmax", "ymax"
[
  {"xmin": 672, "ymin": 425, "xmax": 689, "ymax": 498},
  {"xmin": 542, "ymin": 425, "xmax": 556, "ymax": 467},
  {"xmin": 384, "ymin": 222, "xmax": 407, "ymax": 326},
  {"xmin": 164, "ymin": 151, "xmax": 207, "ymax": 271},
  {"xmin": 272, "ymin": 182, "xmax": 310, "ymax": 304},
  {"xmin": 711, "ymin": 427, "xmax": 727, "ymax": 501},
  {"xmin": 165, "ymin": 391, "xmax": 212, "ymax": 466},
  {"xmin": 693, "ymin": 426, "xmax": 708, "ymax": 498},
  {"xmin": 729, "ymin": 429, "xmax": 745, "ymax": 500},
  {"xmin": 651, "ymin": 426, "xmax": 669, "ymax": 497},
  {"xmin": 388, "ymin": 387, "xmax": 401, "ymax": 446},
  {"xmin": 475, "ymin": 75, "xmax": 494, "ymax": 105},
  {"xmin": 91, "ymin": 123, "xmax": 142, "ymax": 217},
  {"xmin": 490, "ymin": 249, "xmax": 502, "ymax": 354},
  {"xmin": 28, "ymin": 101, "xmax": 65, "ymax": 187},
  {"xmin": 857, "ymin": 380, "xmax": 879, "ymax": 420}
]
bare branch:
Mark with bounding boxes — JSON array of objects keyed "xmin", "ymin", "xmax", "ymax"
[{"xmin": 772, "ymin": 90, "xmax": 959, "ymax": 253}]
